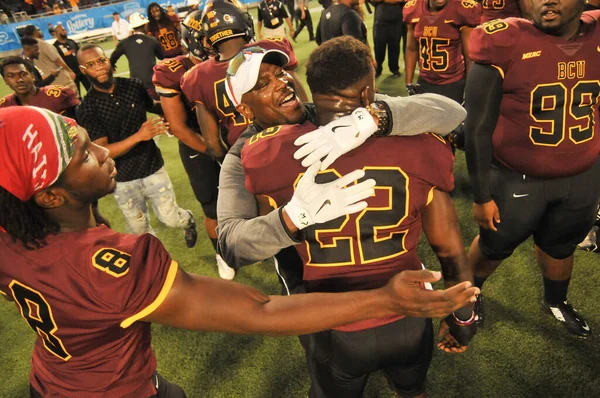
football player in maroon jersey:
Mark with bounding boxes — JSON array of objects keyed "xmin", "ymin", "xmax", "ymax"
[
  {"xmin": 480, "ymin": 0, "xmax": 532, "ymax": 23},
  {"xmin": 0, "ymin": 57, "xmax": 78, "ymax": 117},
  {"xmin": 147, "ymin": 2, "xmax": 184, "ymax": 58},
  {"xmin": 403, "ymin": 0, "xmax": 481, "ymax": 102},
  {"xmin": 465, "ymin": 0, "xmax": 600, "ymax": 337},
  {"xmin": 239, "ymin": 37, "xmax": 476, "ymax": 397},
  {"xmin": 0, "ymin": 107, "xmax": 478, "ymax": 397},
  {"xmin": 180, "ymin": 0, "xmax": 308, "ymax": 159},
  {"xmin": 152, "ymin": 11, "xmax": 235, "ymax": 279}
]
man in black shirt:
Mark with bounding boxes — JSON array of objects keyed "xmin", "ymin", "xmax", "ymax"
[
  {"xmin": 77, "ymin": 44, "xmax": 197, "ymax": 248},
  {"xmin": 109, "ymin": 13, "xmax": 164, "ymax": 100},
  {"xmin": 257, "ymin": 0, "xmax": 294, "ymax": 39},
  {"xmin": 316, "ymin": 0, "xmax": 367, "ymax": 45},
  {"xmin": 371, "ymin": 0, "xmax": 404, "ymax": 77},
  {"xmin": 293, "ymin": 0, "xmax": 315, "ymax": 41},
  {"xmin": 53, "ymin": 23, "xmax": 90, "ymax": 96}
]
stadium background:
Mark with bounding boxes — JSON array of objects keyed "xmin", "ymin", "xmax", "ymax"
[{"xmin": 1, "ymin": 6, "xmax": 600, "ymax": 397}]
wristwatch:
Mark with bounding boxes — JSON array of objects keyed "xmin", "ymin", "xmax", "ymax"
[{"xmin": 366, "ymin": 101, "xmax": 392, "ymax": 137}]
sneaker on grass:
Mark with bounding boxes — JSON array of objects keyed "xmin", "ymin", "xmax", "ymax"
[
  {"xmin": 542, "ymin": 300, "xmax": 591, "ymax": 339},
  {"xmin": 216, "ymin": 254, "xmax": 236, "ymax": 280}
]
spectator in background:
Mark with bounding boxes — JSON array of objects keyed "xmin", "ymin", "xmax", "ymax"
[
  {"xmin": 292, "ymin": 0, "xmax": 315, "ymax": 41},
  {"xmin": 48, "ymin": 22, "xmax": 55, "ymax": 37},
  {"xmin": 77, "ymin": 44, "xmax": 197, "ymax": 246},
  {"xmin": 111, "ymin": 13, "xmax": 164, "ymax": 101},
  {"xmin": 257, "ymin": 0, "xmax": 295, "ymax": 39},
  {"xmin": 147, "ymin": 2, "xmax": 184, "ymax": 57},
  {"xmin": 68, "ymin": 0, "xmax": 79, "ymax": 11},
  {"xmin": 21, "ymin": 25, "xmax": 78, "ymax": 93},
  {"xmin": 53, "ymin": 23, "xmax": 90, "ymax": 96},
  {"xmin": 111, "ymin": 12, "xmax": 130, "ymax": 45},
  {"xmin": 316, "ymin": 0, "xmax": 368, "ymax": 45},
  {"xmin": 20, "ymin": 38, "xmax": 60, "ymax": 87}
]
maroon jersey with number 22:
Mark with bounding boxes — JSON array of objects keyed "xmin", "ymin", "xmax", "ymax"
[{"xmin": 241, "ymin": 121, "xmax": 454, "ymax": 331}]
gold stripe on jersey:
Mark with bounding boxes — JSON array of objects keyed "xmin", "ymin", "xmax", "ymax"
[
  {"xmin": 426, "ymin": 186, "xmax": 436, "ymax": 206},
  {"xmin": 0, "ymin": 289, "xmax": 7, "ymax": 296},
  {"xmin": 120, "ymin": 260, "xmax": 179, "ymax": 328},
  {"xmin": 491, "ymin": 64, "xmax": 505, "ymax": 79},
  {"xmin": 155, "ymin": 85, "xmax": 181, "ymax": 95}
]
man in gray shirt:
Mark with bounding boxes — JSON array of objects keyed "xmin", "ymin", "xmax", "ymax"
[{"xmin": 217, "ymin": 52, "xmax": 466, "ymax": 278}]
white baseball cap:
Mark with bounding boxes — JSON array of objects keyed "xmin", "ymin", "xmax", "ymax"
[{"xmin": 225, "ymin": 46, "xmax": 290, "ymax": 107}]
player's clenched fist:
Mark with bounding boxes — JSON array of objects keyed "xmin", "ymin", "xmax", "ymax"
[{"xmin": 381, "ymin": 270, "xmax": 480, "ymax": 319}]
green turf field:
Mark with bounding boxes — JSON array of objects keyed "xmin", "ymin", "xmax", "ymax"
[{"xmin": 1, "ymin": 9, "xmax": 600, "ymax": 397}]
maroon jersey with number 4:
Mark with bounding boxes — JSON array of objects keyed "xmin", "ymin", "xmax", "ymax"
[
  {"xmin": 0, "ymin": 85, "xmax": 79, "ymax": 114},
  {"xmin": 0, "ymin": 226, "xmax": 178, "ymax": 397},
  {"xmin": 469, "ymin": 12, "xmax": 600, "ymax": 178},
  {"xmin": 480, "ymin": 0, "xmax": 521, "ymax": 23},
  {"xmin": 180, "ymin": 38, "xmax": 298, "ymax": 146},
  {"xmin": 403, "ymin": 0, "xmax": 481, "ymax": 85},
  {"xmin": 241, "ymin": 121, "xmax": 454, "ymax": 331}
]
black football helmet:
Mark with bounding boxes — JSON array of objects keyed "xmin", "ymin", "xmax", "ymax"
[
  {"xmin": 201, "ymin": 0, "xmax": 254, "ymax": 50},
  {"xmin": 181, "ymin": 10, "xmax": 209, "ymax": 61}
]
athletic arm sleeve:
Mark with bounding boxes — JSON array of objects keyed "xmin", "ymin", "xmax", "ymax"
[
  {"xmin": 216, "ymin": 153, "xmax": 301, "ymax": 269},
  {"xmin": 375, "ymin": 93, "xmax": 466, "ymax": 136},
  {"xmin": 37, "ymin": 73, "xmax": 56, "ymax": 87},
  {"xmin": 464, "ymin": 62, "xmax": 503, "ymax": 204},
  {"xmin": 340, "ymin": 12, "xmax": 365, "ymax": 41}
]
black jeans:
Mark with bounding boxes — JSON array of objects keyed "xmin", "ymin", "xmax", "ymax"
[{"xmin": 294, "ymin": 7, "xmax": 314, "ymax": 40}]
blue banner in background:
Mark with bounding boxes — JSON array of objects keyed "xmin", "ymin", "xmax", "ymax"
[{"xmin": 0, "ymin": 0, "xmax": 252, "ymax": 53}]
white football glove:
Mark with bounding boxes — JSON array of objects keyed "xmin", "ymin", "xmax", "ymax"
[
  {"xmin": 284, "ymin": 161, "xmax": 376, "ymax": 230},
  {"xmin": 293, "ymin": 108, "xmax": 378, "ymax": 170}
]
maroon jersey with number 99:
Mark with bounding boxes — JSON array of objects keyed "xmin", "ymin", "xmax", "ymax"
[
  {"xmin": 241, "ymin": 121, "xmax": 454, "ymax": 330},
  {"xmin": 469, "ymin": 12, "xmax": 600, "ymax": 178}
]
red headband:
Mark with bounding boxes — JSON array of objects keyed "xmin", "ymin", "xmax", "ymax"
[{"xmin": 0, "ymin": 106, "xmax": 78, "ymax": 202}]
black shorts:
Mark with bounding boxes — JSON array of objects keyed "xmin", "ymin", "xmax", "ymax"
[
  {"xmin": 479, "ymin": 157, "xmax": 600, "ymax": 260},
  {"xmin": 416, "ymin": 77, "xmax": 465, "ymax": 104},
  {"xmin": 30, "ymin": 372, "xmax": 185, "ymax": 398},
  {"xmin": 307, "ymin": 317, "xmax": 433, "ymax": 398},
  {"xmin": 178, "ymin": 141, "xmax": 220, "ymax": 220}
]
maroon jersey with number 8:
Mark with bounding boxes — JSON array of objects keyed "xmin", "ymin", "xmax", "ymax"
[
  {"xmin": 241, "ymin": 121, "xmax": 454, "ymax": 331},
  {"xmin": 0, "ymin": 226, "xmax": 178, "ymax": 397}
]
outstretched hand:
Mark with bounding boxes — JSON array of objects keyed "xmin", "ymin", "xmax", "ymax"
[{"xmin": 383, "ymin": 270, "xmax": 480, "ymax": 319}]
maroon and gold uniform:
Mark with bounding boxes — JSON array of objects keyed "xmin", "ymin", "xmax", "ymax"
[
  {"xmin": 0, "ymin": 226, "xmax": 177, "ymax": 397},
  {"xmin": 403, "ymin": 0, "xmax": 481, "ymax": 85},
  {"xmin": 153, "ymin": 55, "xmax": 198, "ymax": 128},
  {"xmin": 469, "ymin": 13, "xmax": 600, "ymax": 178},
  {"xmin": 241, "ymin": 121, "xmax": 454, "ymax": 331},
  {"xmin": 0, "ymin": 85, "xmax": 79, "ymax": 115},
  {"xmin": 180, "ymin": 38, "xmax": 298, "ymax": 146},
  {"xmin": 148, "ymin": 14, "xmax": 184, "ymax": 58},
  {"xmin": 480, "ymin": 0, "xmax": 521, "ymax": 23}
]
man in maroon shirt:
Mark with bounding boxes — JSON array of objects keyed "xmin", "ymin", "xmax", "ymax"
[
  {"xmin": 240, "ymin": 37, "xmax": 476, "ymax": 397},
  {"xmin": 0, "ymin": 106, "xmax": 478, "ymax": 397},
  {"xmin": 464, "ymin": 1, "xmax": 600, "ymax": 337},
  {"xmin": 180, "ymin": 0, "xmax": 308, "ymax": 159},
  {"xmin": 147, "ymin": 2, "xmax": 184, "ymax": 57},
  {"xmin": 0, "ymin": 57, "xmax": 78, "ymax": 118},
  {"xmin": 403, "ymin": 0, "xmax": 481, "ymax": 102}
]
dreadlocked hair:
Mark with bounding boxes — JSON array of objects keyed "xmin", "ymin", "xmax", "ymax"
[{"xmin": 0, "ymin": 186, "xmax": 59, "ymax": 250}]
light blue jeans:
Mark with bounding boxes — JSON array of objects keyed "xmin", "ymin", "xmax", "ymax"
[{"xmin": 113, "ymin": 166, "xmax": 192, "ymax": 235}]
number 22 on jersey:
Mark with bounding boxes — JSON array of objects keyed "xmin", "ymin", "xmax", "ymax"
[{"xmin": 299, "ymin": 167, "xmax": 410, "ymax": 267}]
